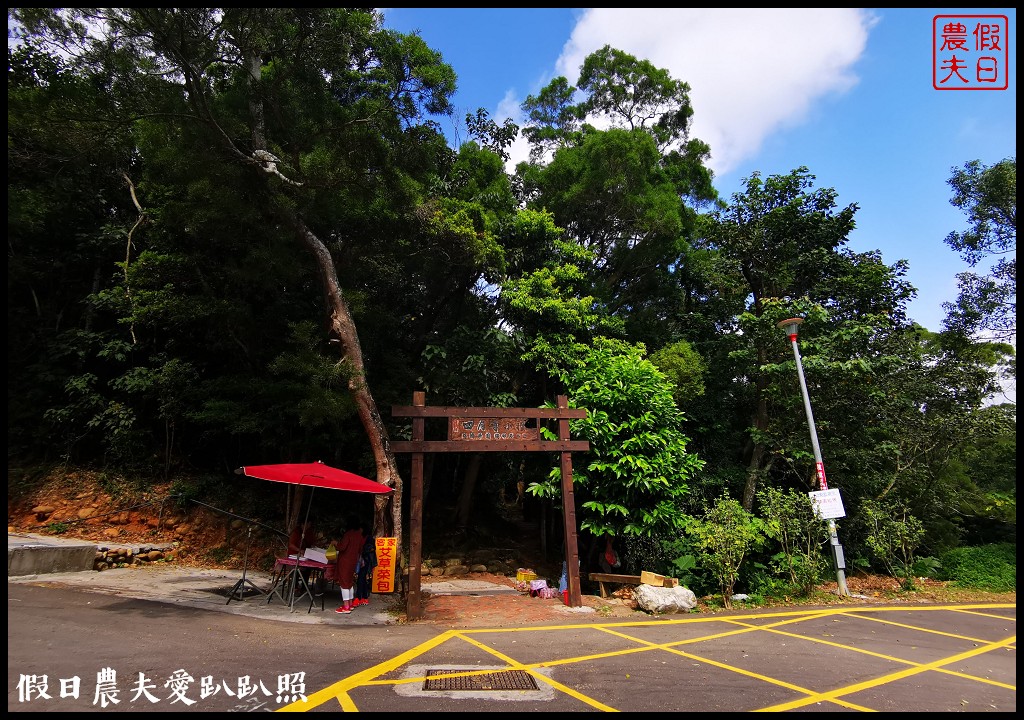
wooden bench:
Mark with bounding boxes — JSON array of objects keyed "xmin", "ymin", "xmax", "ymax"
[{"xmin": 588, "ymin": 573, "xmax": 642, "ymax": 598}]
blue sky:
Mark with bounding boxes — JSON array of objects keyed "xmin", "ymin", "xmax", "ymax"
[{"xmin": 382, "ymin": 8, "xmax": 1017, "ymax": 338}]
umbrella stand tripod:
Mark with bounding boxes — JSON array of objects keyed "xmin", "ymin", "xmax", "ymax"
[{"xmin": 226, "ymin": 524, "xmax": 267, "ymax": 604}]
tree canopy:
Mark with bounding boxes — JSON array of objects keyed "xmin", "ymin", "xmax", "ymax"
[{"xmin": 942, "ymin": 157, "xmax": 1016, "ymax": 344}]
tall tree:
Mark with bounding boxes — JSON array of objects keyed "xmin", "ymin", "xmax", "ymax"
[
  {"xmin": 8, "ymin": 41, "xmax": 145, "ymax": 463},
  {"xmin": 701, "ymin": 168, "xmax": 866, "ymax": 510},
  {"xmin": 518, "ymin": 45, "xmax": 717, "ymax": 351},
  {"xmin": 702, "ymin": 167, "xmax": 1012, "ymax": 558},
  {"xmin": 942, "ymin": 158, "xmax": 1016, "ymax": 343}
]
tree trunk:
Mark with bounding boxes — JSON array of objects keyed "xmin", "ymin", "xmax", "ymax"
[
  {"xmin": 742, "ymin": 342, "xmax": 771, "ymax": 512},
  {"xmin": 237, "ymin": 44, "xmax": 404, "ymax": 557},
  {"xmin": 288, "ymin": 215, "xmax": 405, "ymax": 557},
  {"xmin": 455, "ymin": 453, "xmax": 482, "ymax": 528}
]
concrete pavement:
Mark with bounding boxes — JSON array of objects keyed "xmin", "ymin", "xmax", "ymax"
[
  {"xmin": 7, "ymin": 532, "xmax": 1016, "ymax": 712},
  {"xmin": 7, "ymin": 531, "xmax": 520, "ymax": 626}
]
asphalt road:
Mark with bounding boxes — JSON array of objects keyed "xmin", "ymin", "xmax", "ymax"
[{"xmin": 7, "ymin": 581, "xmax": 1016, "ymax": 713}]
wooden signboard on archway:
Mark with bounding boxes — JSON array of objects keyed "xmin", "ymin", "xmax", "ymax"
[{"xmin": 391, "ymin": 391, "xmax": 589, "ymax": 620}]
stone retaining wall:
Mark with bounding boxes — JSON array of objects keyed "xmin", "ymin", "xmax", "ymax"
[{"xmin": 94, "ymin": 543, "xmax": 179, "ymax": 571}]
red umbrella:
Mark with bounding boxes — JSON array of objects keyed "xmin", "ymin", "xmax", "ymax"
[
  {"xmin": 236, "ymin": 461, "xmax": 392, "ymax": 495},
  {"xmin": 235, "ymin": 461, "xmax": 391, "ymax": 611}
]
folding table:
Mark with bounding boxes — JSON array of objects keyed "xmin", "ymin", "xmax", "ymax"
[{"xmin": 268, "ymin": 556, "xmax": 331, "ymax": 612}]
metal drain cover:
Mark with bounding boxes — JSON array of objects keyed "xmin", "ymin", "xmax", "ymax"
[
  {"xmin": 395, "ymin": 665, "xmax": 555, "ymax": 701},
  {"xmin": 424, "ymin": 669, "xmax": 538, "ymax": 692}
]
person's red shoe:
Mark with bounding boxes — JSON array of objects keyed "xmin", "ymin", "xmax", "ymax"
[{"xmin": 335, "ymin": 606, "xmax": 351, "ymax": 614}]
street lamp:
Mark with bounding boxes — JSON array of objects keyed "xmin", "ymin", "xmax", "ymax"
[{"xmin": 777, "ymin": 317, "xmax": 850, "ymax": 597}]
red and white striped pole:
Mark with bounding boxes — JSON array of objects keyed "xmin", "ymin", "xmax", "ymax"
[{"xmin": 778, "ymin": 318, "xmax": 849, "ymax": 597}]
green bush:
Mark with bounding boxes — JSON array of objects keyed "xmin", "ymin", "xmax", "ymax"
[
  {"xmin": 910, "ymin": 555, "xmax": 942, "ymax": 579},
  {"xmin": 938, "ymin": 543, "xmax": 1016, "ymax": 591},
  {"xmin": 683, "ymin": 495, "xmax": 766, "ymax": 607},
  {"xmin": 656, "ymin": 534, "xmax": 715, "ymax": 596},
  {"xmin": 744, "ymin": 559, "xmax": 801, "ymax": 600}
]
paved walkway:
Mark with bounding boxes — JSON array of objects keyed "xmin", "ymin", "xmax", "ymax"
[{"xmin": 7, "ymin": 531, "xmax": 620, "ymax": 627}]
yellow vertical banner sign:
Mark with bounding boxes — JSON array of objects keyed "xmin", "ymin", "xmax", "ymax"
[{"xmin": 372, "ymin": 537, "xmax": 398, "ymax": 593}]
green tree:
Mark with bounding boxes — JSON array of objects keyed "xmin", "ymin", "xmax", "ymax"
[
  {"xmin": 755, "ymin": 487, "xmax": 828, "ymax": 595},
  {"xmin": 518, "ymin": 45, "xmax": 717, "ymax": 351},
  {"xmin": 649, "ymin": 339, "xmax": 707, "ymax": 407},
  {"xmin": 858, "ymin": 498, "xmax": 925, "ymax": 589},
  {"xmin": 942, "ymin": 158, "xmax": 1016, "ymax": 342},
  {"xmin": 937, "ymin": 403, "xmax": 1016, "ymax": 548},
  {"xmin": 692, "ymin": 165, "xmax": 1012, "ymax": 567},
  {"xmin": 698, "ymin": 168, "xmax": 907, "ymax": 511},
  {"xmin": 533, "ymin": 337, "xmax": 704, "ymax": 542},
  {"xmin": 7, "ymin": 41, "xmax": 145, "ymax": 463},
  {"xmin": 10, "ymin": 8, "xmax": 463, "ymax": 546},
  {"xmin": 497, "ymin": 214, "xmax": 703, "ymax": 546}
]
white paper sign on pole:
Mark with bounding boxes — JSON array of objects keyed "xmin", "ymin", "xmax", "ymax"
[{"xmin": 809, "ymin": 488, "xmax": 846, "ymax": 519}]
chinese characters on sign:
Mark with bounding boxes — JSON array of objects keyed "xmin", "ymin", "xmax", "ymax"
[
  {"xmin": 815, "ymin": 461, "xmax": 828, "ymax": 490},
  {"xmin": 16, "ymin": 669, "xmax": 307, "ymax": 709},
  {"xmin": 809, "ymin": 489, "xmax": 847, "ymax": 520},
  {"xmin": 448, "ymin": 417, "xmax": 539, "ymax": 441},
  {"xmin": 933, "ymin": 14, "xmax": 1009, "ymax": 90},
  {"xmin": 372, "ymin": 536, "xmax": 398, "ymax": 593}
]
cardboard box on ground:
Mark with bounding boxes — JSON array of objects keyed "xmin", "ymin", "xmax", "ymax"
[{"xmin": 640, "ymin": 570, "xmax": 679, "ymax": 588}]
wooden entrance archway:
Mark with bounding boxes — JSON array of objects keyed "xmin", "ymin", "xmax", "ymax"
[{"xmin": 391, "ymin": 391, "xmax": 589, "ymax": 620}]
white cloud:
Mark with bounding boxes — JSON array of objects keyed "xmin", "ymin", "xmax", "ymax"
[{"xmin": 504, "ymin": 8, "xmax": 877, "ymax": 176}]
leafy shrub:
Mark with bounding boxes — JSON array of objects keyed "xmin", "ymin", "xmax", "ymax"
[
  {"xmin": 169, "ymin": 476, "xmax": 208, "ymax": 509},
  {"xmin": 910, "ymin": 555, "xmax": 942, "ymax": 579},
  {"xmin": 46, "ymin": 521, "xmax": 70, "ymax": 535},
  {"xmin": 96, "ymin": 472, "xmax": 149, "ymax": 502},
  {"xmin": 938, "ymin": 544, "xmax": 1016, "ymax": 591},
  {"xmin": 756, "ymin": 487, "xmax": 829, "ymax": 595},
  {"xmin": 653, "ymin": 534, "xmax": 716, "ymax": 596},
  {"xmin": 683, "ymin": 495, "xmax": 765, "ymax": 607},
  {"xmin": 618, "ymin": 532, "xmax": 716, "ymax": 596},
  {"xmin": 860, "ymin": 498, "xmax": 925, "ymax": 589},
  {"xmin": 744, "ymin": 559, "xmax": 801, "ymax": 600}
]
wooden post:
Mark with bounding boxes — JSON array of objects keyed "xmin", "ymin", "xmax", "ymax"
[
  {"xmin": 557, "ymin": 395, "xmax": 582, "ymax": 607},
  {"xmin": 407, "ymin": 391, "xmax": 425, "ymax": 621}
]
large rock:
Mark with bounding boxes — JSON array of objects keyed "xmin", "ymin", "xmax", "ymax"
[{"xmin": 632, "ymin": 584, "xmax": 697, "ymax": 614}]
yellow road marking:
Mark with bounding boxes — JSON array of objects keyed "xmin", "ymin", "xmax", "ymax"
[{"xmin": 275, "ymin": 604, "xmax": 1015, "ymax": 712}]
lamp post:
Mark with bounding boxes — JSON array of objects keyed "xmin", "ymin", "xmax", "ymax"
[{"xmin": 777, "ymin": 317, "xmax": 850, "ymax": 597}]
